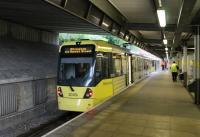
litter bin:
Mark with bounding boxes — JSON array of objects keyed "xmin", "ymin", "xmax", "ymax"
[{"xmin": 178, "ymin": 73, "xmax": 184, "ymax": 80}]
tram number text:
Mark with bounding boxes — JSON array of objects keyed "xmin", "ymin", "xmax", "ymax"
[{"xmin": 68, "ymin": 93, "xmax": 78, "ymax": 96}]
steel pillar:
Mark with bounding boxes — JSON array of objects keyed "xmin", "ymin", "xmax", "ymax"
[
  {"xmin": 182, "ymin": 45, "xmax": 187, "ymax": 87},
  {"xmin": 194, "ymin": 26, "xmax": 200, "ymax": 104}
]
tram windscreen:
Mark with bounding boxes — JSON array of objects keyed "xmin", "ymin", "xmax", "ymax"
[{"xmin": 58, "ymin": 57, "xmax": 94, "ymax": 86}]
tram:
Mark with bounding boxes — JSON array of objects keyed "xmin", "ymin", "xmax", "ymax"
[{"xmin": 57, "ymin": 40, "xmax": 158, "ymax": 112}]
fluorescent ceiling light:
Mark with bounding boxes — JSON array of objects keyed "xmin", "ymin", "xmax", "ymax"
[
  {"xmin": 165, "ymin": 47, "xmax": 168, "ymax": 51},
  {"xmin": 163, "ymin": 39, "xmax": 167, "ymax": 45},
  {"xmin": 157, "ymin": 9, "xmax": 166, "ymax": 27},
  {"xmin": 120, "ymin": 32, "xmax": 124, "ymax": 36},
  {"xmin": 187, "ymin": 48, "xmax": 195, "ymax": 50},
  {"xmin": 112, "ymin": 29, "xmax": 116, "ymax": 32},
  {"xmin": 102, "ymin": 22, "xmax": 109, "ymax": 27}
]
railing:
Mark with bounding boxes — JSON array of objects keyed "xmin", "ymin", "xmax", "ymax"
[
  {"xmin": 0, "ymin": 77, "xmax": 56, "ymax": 117},
  {"xmin": 0, "ymin": 84, "xmax": 18, "ymax": 116}
]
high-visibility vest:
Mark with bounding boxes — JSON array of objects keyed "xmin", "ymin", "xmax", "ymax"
[{"xmin": 171, "ymin": 63, "xmax": 178, "ymax": 72}]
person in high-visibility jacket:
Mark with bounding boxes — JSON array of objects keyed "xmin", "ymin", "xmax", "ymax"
[{"xmin": 170, "ymin": 61, "xmax": 179, "ymax": 82}]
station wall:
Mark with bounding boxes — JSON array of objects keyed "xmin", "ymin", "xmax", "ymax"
[{"xmin": 0, "ymin": 20, "xmax": 59, "ymax": 130}]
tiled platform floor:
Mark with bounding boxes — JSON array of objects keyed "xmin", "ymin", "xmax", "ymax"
[{"xmin": 68, "ymin": 71, "xmax": 200, "ymax": 137}]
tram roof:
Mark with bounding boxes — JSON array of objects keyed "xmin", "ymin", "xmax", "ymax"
[
  {"xmin": 61, "ymin": 40, "xmax": 160, "ymax": 60},
  {"xmin": 61, "ymin": 40, "xmax": 127, "ymax": 54}
]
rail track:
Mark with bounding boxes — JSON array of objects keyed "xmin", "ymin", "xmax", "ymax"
[{"xmin": 18, "ymin": 112, "xmax": 81, "ymax": 137}]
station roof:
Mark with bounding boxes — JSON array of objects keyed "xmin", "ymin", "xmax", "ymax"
[
  {"xmin": 0, "ymin": 0, "xmax": 108, "ymax": 34},
  {"xmin": 0, "ymin": 0, "xmax": 199, "ymax": 58},
  {"xmin": 108, "ymin": 0, "xmax": 199, "ymax": 56}
]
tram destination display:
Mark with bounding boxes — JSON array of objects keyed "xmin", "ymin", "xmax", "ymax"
[
  {"xmin": 60, "ymin": 45, "xmax": 95, "ymax": 57},
  {"xmin": 65, "ymin": 47, "xmax": 92, "ymax": 54}
]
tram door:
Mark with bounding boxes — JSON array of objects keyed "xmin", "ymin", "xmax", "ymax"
[
  {"xmin": 128, "ymin": 55, "xmax": 132, "ymax": 84},
  {"xmin": 132, "ymin": 56, "xmax": 136, "ymax": 82}
]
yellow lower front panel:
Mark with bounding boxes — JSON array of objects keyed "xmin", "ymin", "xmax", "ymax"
[{"xmin": 58, "ymin": 97, "xmax": 94, "ymax": 112}]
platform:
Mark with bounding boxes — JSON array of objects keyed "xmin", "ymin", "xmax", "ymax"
[{"xmin": 47, "ymin": 71, "xmax": 200, "ymax": 137}]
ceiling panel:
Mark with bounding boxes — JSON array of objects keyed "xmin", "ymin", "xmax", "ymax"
[
  {"xmin": 129, "ymin": 30, "xmax": 143, "ymax": 39},
  {"xmin": 139, "ymin": 31, "xmax": 162, "ymax": 39},
  {"xmin": 162, "ymin": 0, "xmax": 182, "ymax": 24},
  {"xmin": 0, "ymin": 0, "xmax": 108, "ymax": 34},
  {"xmin": 108, "ymin": 0, "xmax": 157, "ymax": 23}
]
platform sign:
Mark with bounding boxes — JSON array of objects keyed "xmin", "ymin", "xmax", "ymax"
[{"xmin": 60, "ymin": 45, "xmax": 95, "ymax": 57}]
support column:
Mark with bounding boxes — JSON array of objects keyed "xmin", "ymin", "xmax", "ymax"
[
  {"xmin": 194, "ymin": 26, "xmax": 200, "ymax": 104},
  {"xmin": 182, "ymin": 44, "xmax": 187, "ymax": 87},
  {"xmin": 176, "ymin": 52, "xmax": 182, "ymax": 68}
]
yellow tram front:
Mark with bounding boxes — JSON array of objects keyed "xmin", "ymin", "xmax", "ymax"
[
  {"xmin": 57, "ymin": 40, "xmax": 131, "ymax": 112},
  {"xmin": 57, "ymin": 42, "xmax": 97, "ymax": 112}
]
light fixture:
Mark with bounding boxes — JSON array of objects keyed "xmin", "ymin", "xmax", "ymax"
[
  {"xmin": 166, "ymin": 51, "xmax": 168, "ymax": 54},
  {"xmin": 163, "ymin": 39, "xmax": 167, "ymax": 45},
  {"xmin": 125, "ymin": 35, "xmax": 129, "ymax": 40},
  {"xmin": 157, "ymin": 9, "xmax": 166, "ymax": 27},
  {"xmin": 120, "ymin": 32, "xmax": 124, "ymax": 36},
  {"xmin": 166, "ymin": 53, "xmax": 169, "ymax": 60},
  {"xmin": 165, "ymin": 47, "xmax": 168, "ymax": 51},
  {"xmin": 102, "ymin": 22, "xmax": 109, "ymax": 27},
  {"xmin": 187, "ymin": 48, "xmax": 195, "ymax": 50}
]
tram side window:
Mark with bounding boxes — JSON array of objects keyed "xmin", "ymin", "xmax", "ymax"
[
  {"xmin": 122, "ymin": 58, "xmax": 127, "ymax": 75},
  {"xmin": 95, "ymin": 57, "xmax": 102, "ymax": 81},
  {"xmin": 152, "ymin": 61, "xmax": 155, "ymax": 67},
  {"xmin": 139, "ymin": 59, "xmax": 142, "ymax": 71},
  {"xmin": 95, "ymin": 54, "xmax": 109, "ymax": 83},
  {"xmin": 112, "ymin": 55, "xmax": 122, "ymax": 77},
  {"xmin": 137, "ymin": 58, "xmax": 140, "ymax": 71},
  {"xmin": 144, "ymin": 61, "xmax": 147, "ymax": 70},
  {"xmin": 132, "ymin": 57, "xmax": 136, "ymax": 72},
  {"xmin": 102, "ymin": 57, "xmax": 109, "ymax": 78}
]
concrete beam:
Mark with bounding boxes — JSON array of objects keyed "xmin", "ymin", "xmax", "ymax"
[
  {"xmin": 142, "ymin": 39, "xmax": 162, "ymax": 44},
  {"xmin": 126, "ymin": 23, "xmax": 176, "ymax": 32},
  {"xmin": 89, "ymin": 0, "xmax": 126, "ymax": 25}
]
